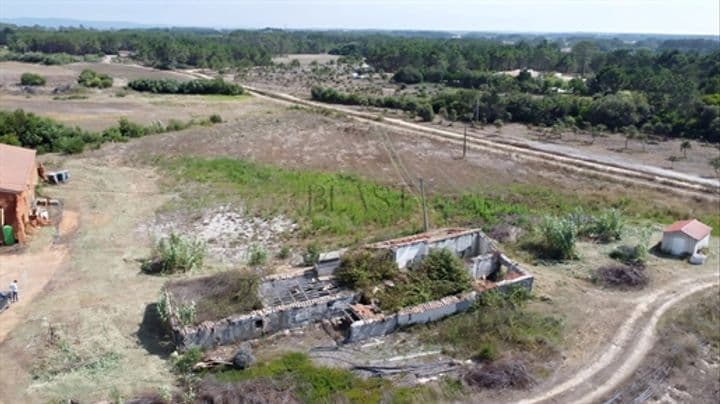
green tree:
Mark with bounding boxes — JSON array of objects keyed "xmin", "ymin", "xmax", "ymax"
[{"xmin": 680, "ymin": 140, "xmax": 691, "ymax": 159}]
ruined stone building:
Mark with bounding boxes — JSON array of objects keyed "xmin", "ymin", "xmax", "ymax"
[{"xmin": 167, "ymin": 228, "xmax": 534, "ymax": 350}]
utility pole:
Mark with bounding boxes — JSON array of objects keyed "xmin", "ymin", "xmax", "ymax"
[
  {"xmin": 419, "ymin": 178, "xmax": 429, "ymax": 232},
  {"xmin": 462, "ymin": 124, "xmax": 468, "ymax": 159}
]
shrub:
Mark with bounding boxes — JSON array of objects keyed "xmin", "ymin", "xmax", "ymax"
[
  {"xmin": 77, "ymin": 69, "xmax": 113, "ymax": 88},
  {"xmin": 56, "ymin": 136, "xmax": 85, "ymax": 154},
  {"xmin": 247, "ymin": 244, "xmax": 268, "ymax": 266},
  {"xmin": 277, "ymin": 245, "xmax": 291, "ymax": 259},
  {"xmin": 595, "ymin": 264, "xmax": 649, "ymax": 288},
  {"xmin": 538, "ymin": 216, "xmax": 577, "ymax": 260},
  {"xmin": 335, "ymin": 249, "xmax": 398, "ymax": 290},
  {"xmin": 302, "ymin": 243, "xmax": 321, "ymax": 266},
  {"xmin": 592, "ymin": 209, "xmax": 624, "ymax": 242},
  {"xmin": 118, "ymin": 117, "xmax": 146, "ymax": 138},
  {"xmin": 209, "ymin": 114, "xmax": 223, "ymax": 123},
  {"xmin": 609, "ymin": 244, "xmax": 648, "ymax": 267},
  {"xmin": 127, "ymin": 78, "xmax": 243, "ymax": 95},
  {"xmin": 177, "ymin": 302, "xmax": 197, "ymax": 326},
  {"xmin": 173, "ymin": 347, "xmax": 203, "ymax": 374},
  {"xmin": 20, "ymin": 72, "xmax": 46, "ymax": 86},
  {"xmin": 142, "ymin": 233, "xmax": 206, "ymax": 274}
]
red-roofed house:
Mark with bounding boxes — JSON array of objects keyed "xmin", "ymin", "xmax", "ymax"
[
  {"xmin": 0, "ymin": 144, "xmax": 39, "ymax": 244},
  {"xmin": 661, "ymin": 219, "xmax": 712, "ymax": 256}
]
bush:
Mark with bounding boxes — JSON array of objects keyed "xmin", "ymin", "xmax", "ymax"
[
  {"xmin": 77, "ymin": 69, "xmax": 113, "ymax": 88},
  {"xmin": 592, "ymin": 209, "xmax": 624, "ymax": 242},
  {"xmin": 247, "ymin": 244, "xmax": 268, "ymax": 266},
  {"xmin": 20, "ymin": 72, "xmax": 46, "ymax": 86},
  {"xmin": 276, "ymin": 245, "xmax": 291, "ymax": 259},
  {"xmin": 609, "ymin": 244, "xmax": 648, "ymax": 267},
  {"xmin": 335, "ymin": 249, "xmax": 398, "ymax": 290},
  {"xmin": 538, "ymin": 216, "xmax": 578, "ymax": 260},
  {"xmin": 142, "ymin": 233, "xmax": 206, "ymax": 274},
  {"xmin": 595, "ymin": 264, "xmax": 649, "ymax": 288},
  {"xmin": 173, "ymin": 347, "xmax": 203, "ymax": 374},
  {"xmin": 302, "ymin": 243, "xmax": 321, "ymax": 266},
  {"xmin": 56, "ymin": 136, "xmax": 85, "ymax": 154},
  {"xmin": 127, "ymin": 78, "xmax": 243, "ymax": 95},
  {"xmin": 177, "ymin": 302, "xmax": 197, "ymax": 326},
  {"xmin": 209, "ymin": 114, "xmax": 223, "ymax": 123}
]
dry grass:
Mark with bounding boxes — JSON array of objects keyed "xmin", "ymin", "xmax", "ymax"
[{"xmin": 165, "ymin": 271, "xmax": 263, "ymax": 324}]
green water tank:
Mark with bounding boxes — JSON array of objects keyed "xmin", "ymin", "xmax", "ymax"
[{"xmin": 2, "ymin": 225, "xmax": 15, "ymax": 245}]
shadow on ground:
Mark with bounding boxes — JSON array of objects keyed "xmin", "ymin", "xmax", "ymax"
[{"xmin": 136, "ymin": 303, "xmax": 174, "ymax": 358}]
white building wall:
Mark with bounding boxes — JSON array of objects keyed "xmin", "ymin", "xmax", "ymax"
[{"xmin": 661, "ymin": 233, "xmax": 704, "ymax": 256}]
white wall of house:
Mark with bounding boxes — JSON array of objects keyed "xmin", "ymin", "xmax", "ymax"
[{"xmin": 661, "ymin": 233, "xmax": 710, "ymax": 256}]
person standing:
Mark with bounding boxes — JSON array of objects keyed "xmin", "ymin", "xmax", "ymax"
[{"xmin": 9, "ymin": 280, "xmax": 18, "ymax": 303}]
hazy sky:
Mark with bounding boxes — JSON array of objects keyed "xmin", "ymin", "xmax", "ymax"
[{"xmin": 1, "ymin": 0, "xmax": 719, "ymax": 35}]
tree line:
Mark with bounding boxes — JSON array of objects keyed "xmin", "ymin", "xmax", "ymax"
[
  {"xmin": 127, "ymin": 78, "xmax": 243, "ymax": 95},
  {"xmin": 311, "ymin": 86, "xmax": 719, "ymax": 142}
]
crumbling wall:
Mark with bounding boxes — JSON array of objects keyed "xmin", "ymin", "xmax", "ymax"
[
  {"xmin": 345, "ymin": 292, "xmax": 478, "ymax": 343},
  {"xmin": 469, "ymin": 253, "xmax": 499, "ymax": 279},
  {"xmin": 344, "ymin": 256, "xmax": 534, "ymax": 344},
  {"xmin": 173, "ymin": 291, "xmax": 356, "ymax": 350},
  {"xmin": 391, "ymin": 229, "xmax": 491, "ymax": 269}
]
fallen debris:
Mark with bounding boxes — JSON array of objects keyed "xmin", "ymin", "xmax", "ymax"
[{"xmin": 463, "ymin": 359, "xmax": 535, "ymax": 390}]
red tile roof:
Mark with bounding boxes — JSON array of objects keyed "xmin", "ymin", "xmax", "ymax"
[
  {"xmin": 663, "ymin": 219, "xmax": 712, "ymax": 241},
  {"xmin": 0, "ymin": 144, "xmax": 36, "ymax": 193}
]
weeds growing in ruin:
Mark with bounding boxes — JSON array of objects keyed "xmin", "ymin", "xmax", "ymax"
[{"xmin": 336, "ymin": 248, "xmax": 473, "ymax": 312}]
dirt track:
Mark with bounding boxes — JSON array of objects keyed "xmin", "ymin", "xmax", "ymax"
[
  {"xmin": 243, "ymin": 85, "xmax": 719, "ymax": 200},
  {"xmin": 516, "ymin": 275, "xmax": 719, "ymax": 404}
]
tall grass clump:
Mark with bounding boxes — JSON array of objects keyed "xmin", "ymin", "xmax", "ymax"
[
  {"xmin": 142, "ymin": 233, "xmax": 206, "ymax": 274},
  {"xmin": 538, "ymin": 216, "xmax": 578, "ymax": 260},
  {"xmin": 591, "ymin": 208, "xmax": 625, "ymax": 242}
]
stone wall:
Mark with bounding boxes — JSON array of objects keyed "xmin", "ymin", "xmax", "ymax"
[
  {"xmin": 173, "ymin": 290, "xmax": 356, "ymax": 350},
  {"xmin": 344, "ymin": 256, "xmax": 534, "ymax": 344}
]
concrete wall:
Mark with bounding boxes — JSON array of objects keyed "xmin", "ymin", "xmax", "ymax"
[
  {"xmin": 173, "ymin": 291, "xmax": 356, "ymax": 350},
  {"xmin": 391, "ymin": 230, "xmax": 493, "ymax": 269},
  {"xmin": 469, "ymin": 253, "xmax": 499, "ymax": 279},
  {"xmin": 344, "ymin": 266, "xmax": 534, "ymax": 344}
]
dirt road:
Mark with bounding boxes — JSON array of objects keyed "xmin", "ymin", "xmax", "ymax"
[
  {"xmin": 0, "ymin": 212, "xmax": 78, "ymax": 343},
  {"xmin": 515, "ymin": 274, "xmax": 719, "ymax": 404},
  {"xmin": 243, "ymin": 86, "xmax": 719, "ymax": 199}
]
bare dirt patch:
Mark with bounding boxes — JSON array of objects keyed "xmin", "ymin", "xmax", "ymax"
[{"xmin": 141, "ymin": 205, "xmax": 297, "ymax": 267}]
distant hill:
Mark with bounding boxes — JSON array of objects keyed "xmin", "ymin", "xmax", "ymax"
[{"xmin": 0, "ymin": 17, "xmax": 159, "ymax": 29}]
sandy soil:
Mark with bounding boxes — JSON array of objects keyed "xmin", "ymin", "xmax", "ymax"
[{"xmin": 0, "ymin": 159, "xmax": 175, "ymax": 402}]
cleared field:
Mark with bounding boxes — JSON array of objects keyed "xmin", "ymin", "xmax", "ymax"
[
  {"xmin": 0, "ymin": 61, "xmax": 191, "ymax": 89},
  {"xmin": 272, "ymin": 53, "xmax": 340, "ymax": 66}
]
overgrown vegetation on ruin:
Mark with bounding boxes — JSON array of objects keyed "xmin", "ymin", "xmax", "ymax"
[
  {"xmin": 423, "ymin": 288, "xmax": 563, "ymax": 363},
  {"xmin": 336, "ymin": 248, "xmax": 473, "ymax": 312},
  {"xmin": 164, "ymin": 271, "xmax": 263, "ymax": 325}
]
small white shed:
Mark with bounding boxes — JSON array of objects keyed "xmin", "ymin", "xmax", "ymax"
[{"xmin": 661, "ymin": 219, "xmax": 712, "ymax": 257}]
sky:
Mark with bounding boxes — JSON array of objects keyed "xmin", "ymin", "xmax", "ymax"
[{"xmin": 1, "ymin": 0, "xmax": 718, "ymax": 35}]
